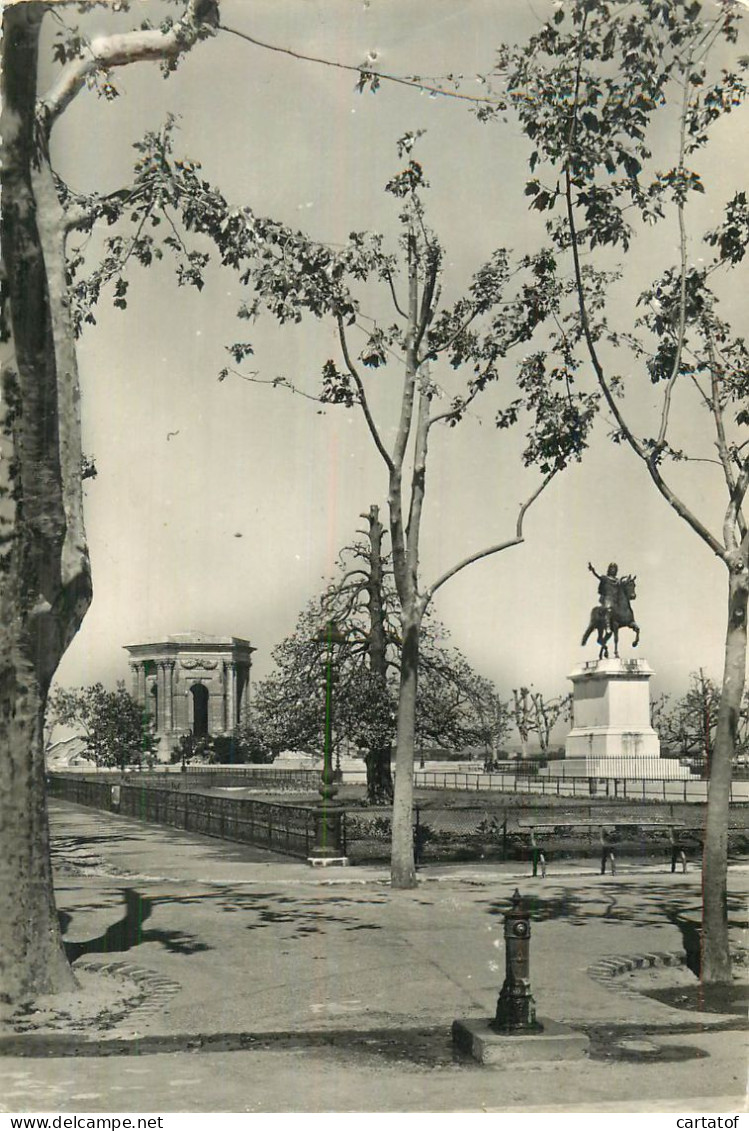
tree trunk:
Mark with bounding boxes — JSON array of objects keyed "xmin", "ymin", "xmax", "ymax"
[
  {"xmin": 701, "ymin": 565, "xmax": 748, "ymax": 983},
  {"xmin": 390, "ymin": 615, "xmax": 419, "ymax": 888},
  {"xmin": 0, "ymin": 3, "xmax": 92, "ymax": 1014},
  {"xmin": 363, "ymin": 505, "xmax": 393, "ymax": 803}
]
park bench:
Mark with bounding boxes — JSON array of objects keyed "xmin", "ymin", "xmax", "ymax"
[{"xmin": 516, "ymin": 820, "xmax": 702, "ymax": 877}]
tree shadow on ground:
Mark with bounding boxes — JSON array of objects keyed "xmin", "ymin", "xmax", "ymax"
[
  {"xmin": 152, "ymin": 889, "xmax": 387, "ymax": 939},
  {"xmin": 481, "ymin": 882, "xmax": 747, "ymax": 938},
  {"xmin": 57, "ymin": 887, "xmax": 387, "ymax": 954},
  {"xmin": 59, "ymin": 888, "xmax": 211, "ymax": 959}
]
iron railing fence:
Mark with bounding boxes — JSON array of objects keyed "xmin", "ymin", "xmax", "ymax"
[
  {"xmin": 47, "ymin": 774, "xmax": 748, "ymax": 866},
  {"xmin": 55, "ymin": 763, "xmax": 749, "ymax": 801},
  {"xmin": 46, "ymin": 774, "xmax": 319, "ymax": 859},
  {"xmin": 412, "ymin": 769, "xmax": 749, "ymax": 804},
  {"xmin": 54, "ymin": 766, "xmax": 324, "ymax": 790}
]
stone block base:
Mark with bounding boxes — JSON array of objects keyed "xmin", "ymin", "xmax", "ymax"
[
  {"xmin": 546, "ymin": 756, "xmax": 690, "ymax": 779},
  {"xmin": 307, "ymin": 855, "xmax": 349, "ymax": 868},
  {"xmin": 452, "ymin": 1018, "xmax": 589, "ymax": 1065},
  {"xmin": 565, "ymin": 726, "xmax": 661, "ymax": 761}
]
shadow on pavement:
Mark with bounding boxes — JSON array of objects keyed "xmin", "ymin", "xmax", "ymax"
[{"xmin": 59, "ymin": 888, "xmax": 212, "ymax": 959}]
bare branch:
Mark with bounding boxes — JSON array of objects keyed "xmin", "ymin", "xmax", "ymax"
[
  {"xmin": 405, "ymin": 371, "xmax": 431, "ymax": 574},
  {"xmin": 219, "ymin": 23, "xmax": 504, "ymax": 106},
  {"xmin": 425, "ymin": 473, "xmax": 555, "ymax": 603},
  {"xmin": 705, "ymin": 334, "xmax": 740, "ymax": 502},
  {"xmin": 646, "ymin": 454, "xmax": 727, "ymax": 560},
  {"xmin": 724, "ymin": 460, "xmax": 749, "ymax": 551},
  {"xmin": 222, "ymin": 367, "xmax": 326, "ymax": 404},
  {"xmin": 336, "ymin": 316, "xmax": 394, "ymax": 472},
  {"xmin": 384, "ymin": 268, "xmax": 407, "ymax": 320}
]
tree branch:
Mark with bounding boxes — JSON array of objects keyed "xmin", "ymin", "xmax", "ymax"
[
  {"xmin": 425, "ymin": 473, "xmax": 554, "ymax": 603},
  {"xmin": 725, "ymin": 460, "xmax": 749, "ymax": 552},
  {"xmin": 336, "ymin": 315, "xmax": 394, "ymax": 472},
  {"xmin": 384, "ymin": 268, "xmax": 408, "ymax": 321},
  {"xmin": 222, "ymin": 367, "xmax": 325, "ymax": 404},
  {"xmin": 405, "ymin": 370, "xmax": 431, "ymax": 575},
  {"xmin": 562, "ymin": 64, "xmax": 726, "ymax": 563},
  {"xmin": 656, "ymin": 59, "xmax": 694, "ymax": 450},
  {"xmin": 38, "ymin": 1, "xmax": 216, "ymax": 132},
  {"xmin": 218, "ymin": 23, "xmax": 504, "ymax": 106},
  {"xmin": 706, "ymin": 333, "xmax": 740, "ymax": 503}
]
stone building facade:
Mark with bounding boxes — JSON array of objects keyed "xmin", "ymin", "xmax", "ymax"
[{"xmin": 124, "ymin": 632, "xmax": 255, "ymax": 758}]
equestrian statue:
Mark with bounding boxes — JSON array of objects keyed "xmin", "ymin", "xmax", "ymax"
[{"xmin": 581, "ymin": 561, "xmax": 640, "ymax": 659}]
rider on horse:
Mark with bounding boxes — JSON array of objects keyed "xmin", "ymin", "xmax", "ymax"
[
  {"xmin": 588, "ymin": 561, "xmax": 622, "ymax": 640},
  {"xmin": 582, "ymin": 561, "xmax": 639, "ymax": 658}
]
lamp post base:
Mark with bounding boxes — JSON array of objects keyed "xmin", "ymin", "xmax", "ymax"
[
  {"xmin": 307, "ymin": 852, "xmax": 350, "ymax": 868},
  {"xmin": 452, "ymin": 1018, "xmax": 589, "ymax": 1065},
  {"xmin": 307, "ymin": 805, "xmax": 347, "ymax": 866}
]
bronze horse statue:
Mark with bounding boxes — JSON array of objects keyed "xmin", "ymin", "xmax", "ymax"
[{"xmin": 581, "ymin": 574, "xmax": 640, "ymax": 659}]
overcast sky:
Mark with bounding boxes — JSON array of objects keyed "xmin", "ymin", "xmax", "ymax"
[{"xmin": 41, "ymin": 0, "xmax": 749, "ymax": 704}]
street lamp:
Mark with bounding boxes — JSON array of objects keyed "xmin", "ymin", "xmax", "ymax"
[{"xmin": 308, "ymin": 620, "xmax": 348, "ymax": 865}]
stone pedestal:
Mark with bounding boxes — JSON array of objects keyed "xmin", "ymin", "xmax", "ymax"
[
  {"xmin": 549, "ymin": 657, "xmax": 689, "ymax": 779},
  {"xmin": 452, "ymin": 1018, "xmax": 589, "ymax": 1065}
]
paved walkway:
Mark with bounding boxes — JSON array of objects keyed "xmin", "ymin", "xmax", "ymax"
[{"xmin": 0, "ymin": 801, "xmax": 746, "ymax": 1114}]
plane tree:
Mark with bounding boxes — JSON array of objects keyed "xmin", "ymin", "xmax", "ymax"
[
  {"xmin": 160, "ymin": 135, "xmax": 599, "ymax": 886},
  {"xmin": 493, "ymin": 0, "xmax": 748, "ymax": 979},
  {"xmin": 654, "ymin": 669, "xmax": 749, "ymax": 767},
  {"xmin": 510, "ymin": 686, "xmax": 572, "ymax": 759},
  {"xmin": 254, "ymin": 508, "xmax": 506, "ymax": 802},
  {"xmin": 0, "ymin": 0, "xmax": 222, "ymax": 1014}
]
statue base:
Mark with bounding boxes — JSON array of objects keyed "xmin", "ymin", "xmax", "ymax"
[
  {"xmin": 552, "ymin": 657, "xmax": 690, "ymax": 780},
  {"xmin": 545, "ymin": 755, "xmax": 690, "ymax": 780}
]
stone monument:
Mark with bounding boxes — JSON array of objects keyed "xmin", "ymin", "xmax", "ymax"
[
  {"xmin": 124, "ymin": 632, "xmax": 255, "ymax": 759},
  {"xmin": 547, "ymin": 562, "xmax": 689, "ymax": 779},
  {"xmin": 555, "ymin": 656, "xmax": 687, "ymax": 778}
]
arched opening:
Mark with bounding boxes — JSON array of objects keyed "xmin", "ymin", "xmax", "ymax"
[{"xmin": 190, "ymin": 683, "xmax": 209, "ymax": 738}]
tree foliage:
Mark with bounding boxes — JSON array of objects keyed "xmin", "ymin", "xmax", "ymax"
[
  {"xmin": 655, "ymin": 669, "xmax": 749, "ymax": 766},
  {"xmin": 253, "ymin": 534, "xmax": 505, "ymax": 776},
  {"xmin": 170, "ymin": 725, "xmax": 275, "ymax": 766},
  {"xmin": 48, "ymin": 682, "xmax": 157, "ymax": 770}
]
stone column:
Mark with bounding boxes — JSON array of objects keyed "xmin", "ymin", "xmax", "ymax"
[
  {"xmin": 134, "ymin": 663, "xmax": 147, "ymax": 709},
  {"xmin": 209, "ymin": 684, "xmax": 224, "ymax": 734},
  {"xmin": 157, "ymin": 662, "xmax": 168, "ymax": 734},
  {"xmin": 230, "ymin": 662, "xmax": 237, "ymax": 730},
  {"xmin": 238, "ymin": 660, "xmax": 251, "ymax": 723},
  {"xmin": 163, "ymin": 661, "xmax": 175, "ymax": 732},
  {"xmin": 130, "ymin": 662, "xmax": 141, "ymax": 703}
]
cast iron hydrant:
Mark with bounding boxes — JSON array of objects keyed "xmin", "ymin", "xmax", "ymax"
[{"xmin": 492, "ymin": 888, "xmax": 543, "ymax": 1034}]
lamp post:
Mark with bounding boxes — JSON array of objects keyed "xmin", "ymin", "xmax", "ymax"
[{"xmin": 308, "ymin": 620, "xmax": 348, "ymax": 865}]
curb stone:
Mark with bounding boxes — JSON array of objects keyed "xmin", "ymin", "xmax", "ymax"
[
  {"xmin": 74, "ymin": 958, "xmax": 181, "ymax": 1029},
  {"xmin": 586, "ymin": 949, "xmax": 748, "ymax": 1019}
]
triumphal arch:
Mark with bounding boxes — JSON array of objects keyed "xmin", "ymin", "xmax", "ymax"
[{"xmin": 124, "ymin": 632, "xmax": 254, "ymax": 756}]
